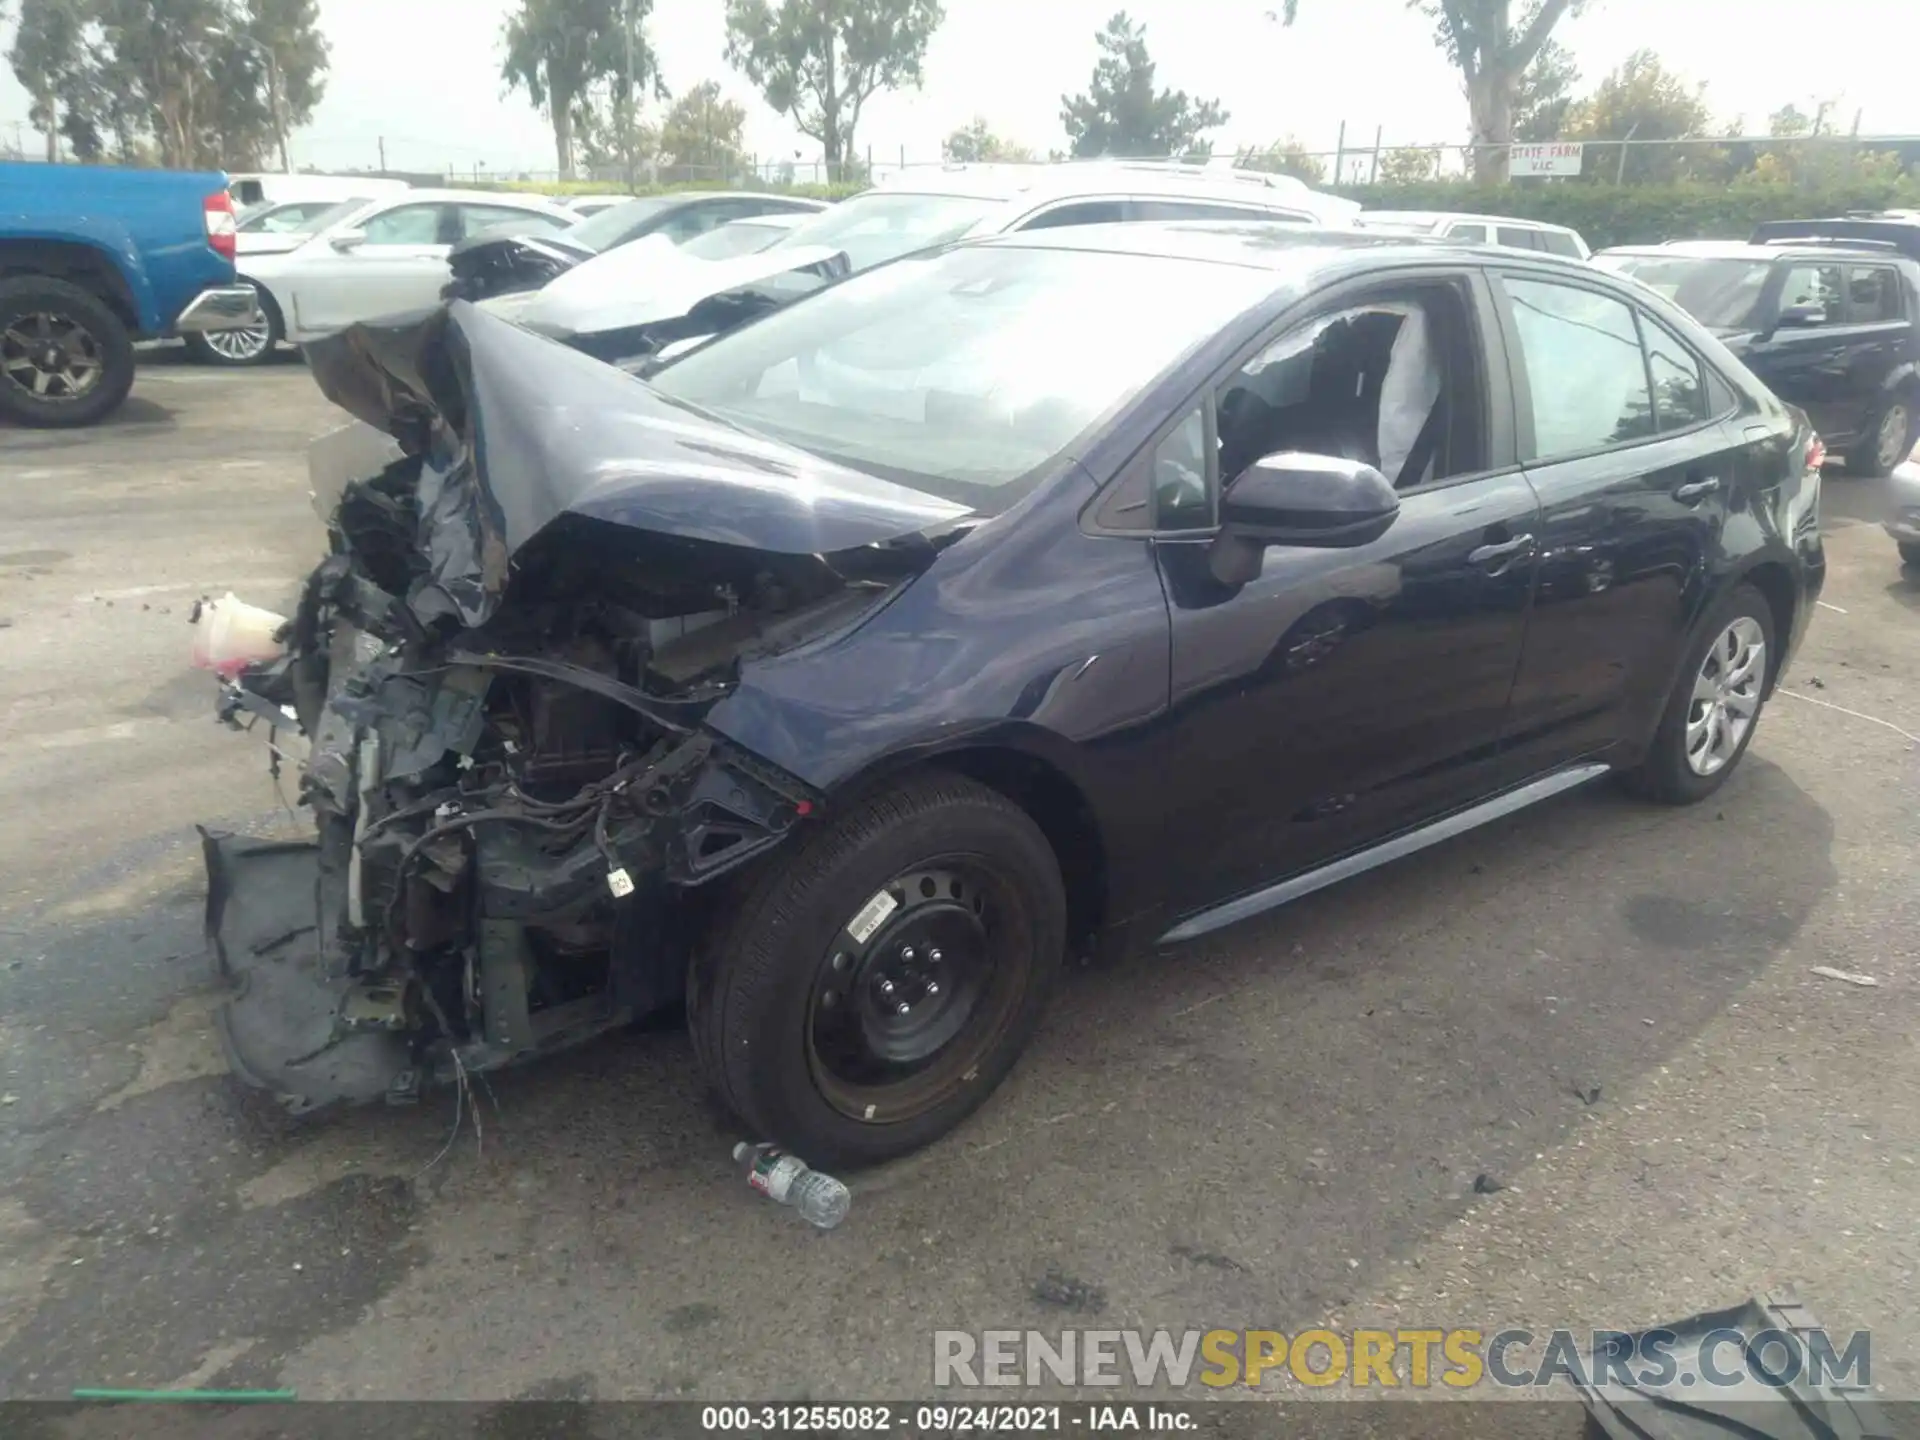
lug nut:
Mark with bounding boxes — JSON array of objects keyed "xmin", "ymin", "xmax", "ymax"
[
  {"xmin": 926, "ymin": 981, "xmax": 941, "ymax": 997},
  {"xmin": 895, "ymin": 1001, "xmax": 911, "ymax": 1016},
  {"xmin": 821, "ymin": 991, "xmax": 836, "ymax": 1009},
  {"xmin": 928, "ymin": 948, "xmax": 943, "ymax": 963},
  {"xmin": 879, "ymin": 979, "xmax": 895, "ymax": 996},
  {"xmin": 901, "ymin": 946, "xmax": 916, "ymax": 961}
]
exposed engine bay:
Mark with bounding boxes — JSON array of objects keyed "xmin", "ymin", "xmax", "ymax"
[{"xmin": 200, "ymin": 300, "xmax": 966, "ymax": 1114}]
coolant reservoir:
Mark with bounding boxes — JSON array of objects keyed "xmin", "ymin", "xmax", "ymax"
[{"xmin": 191, "ymin": 593, "xmax": 289, "ymax": 677}]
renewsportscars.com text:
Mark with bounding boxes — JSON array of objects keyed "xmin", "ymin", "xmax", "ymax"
[{"xmin": 932, "ymin": 1327, "xmax": 1871, "ymax": 1391}]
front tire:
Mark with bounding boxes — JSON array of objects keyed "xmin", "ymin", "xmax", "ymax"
[
  {"xmin": 689, "ymin": 772, "xmax": 1066, "ymax": 1169},
  {"xmin": 0, "ymin": 276, "xmax": 136, "ymax": 427},
  {"xmin": 1622, "ymin": 584, "xmax": 1776, "ymax": 805},
  {"xmin": 182, "ymin": 283, "xmax": 280, "ymax": 367}
]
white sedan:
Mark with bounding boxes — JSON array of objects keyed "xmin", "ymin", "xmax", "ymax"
[{"xmin": 188, "ymin": 189, "xmax": 577, "ymax": 366}]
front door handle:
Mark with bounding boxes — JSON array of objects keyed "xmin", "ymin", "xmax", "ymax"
[
  {"xmin": 1674, "ymin": 476, "xmax": 1722, "ymax": 504},
  {"xmin": 1469, "ymin": 534, "xmax": 1535, "ymax": 566}
]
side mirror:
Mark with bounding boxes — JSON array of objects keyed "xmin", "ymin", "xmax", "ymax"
[
  {"xmin": 1776, "ymin": 302, "xmax": 1827, "ymax": 328},
  {"xmin": 329, "ymin": 228, "xmax": 367, "ymax": 252},
  {"xmin": 1209, "ymin": 452, "xmax": 1401, "ymax": 586}
]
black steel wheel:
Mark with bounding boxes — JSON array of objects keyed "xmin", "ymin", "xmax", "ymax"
[
  {"xmin": 0, "ymin": 277, "xmax": 136, "ymax": 428},
  {"xmin": 689, "ymin": 772, "xmax": 1065, "ymax": 1169}
]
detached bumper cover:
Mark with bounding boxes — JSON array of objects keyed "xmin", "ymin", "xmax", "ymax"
[
  {"xmin": 203, "ymin": 828, "xmax": 412, "ymax": 1114},
  {"xmin": 174, "ymin": 285, "xmax": 265, "ymax": 334}
]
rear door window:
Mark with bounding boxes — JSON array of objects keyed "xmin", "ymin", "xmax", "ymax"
[
  {"xmin": 1846, "ymin": 266, "xmax": 1904, "ymax": 322},
  {"xmin": 1537, "ymin": 230, "xmax": 1584, "ymax": 259},
  {"xmin": 1497, "ymin": 226, "xmax": 1543, "ymax": 251},
  {"xmin": 1133, "ymin": 199, "xmax": 1304, "ymax": 223},
  {"xmin": 1500, "ymin": 275, "xmax": 1658, "ymax": 458},
  {"xmin": 1640, "ymin": 314, "xmax": 1712, "ymax": 431},
  {"xmin": 1018, "ymin": 200, "xmax": 1128, "ymax": 230},
  {"xmin": 1447, "ymin": 223, "xmax": 1488, "ymax": 243}
]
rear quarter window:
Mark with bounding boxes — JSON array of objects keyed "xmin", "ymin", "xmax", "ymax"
[{"xmin": 1537, "ymin": 231, "xmax": 1584, "ymax": 259}]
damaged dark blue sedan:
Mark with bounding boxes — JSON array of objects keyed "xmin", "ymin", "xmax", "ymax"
[{"xmin": 202, "ymin": 224, "xmax": 1825, "ymax": 1167}]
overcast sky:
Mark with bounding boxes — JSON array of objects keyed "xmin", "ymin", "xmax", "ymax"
[{"xmin": 3, "ymin": 0, "xmax": 1916, "ymax": 177}]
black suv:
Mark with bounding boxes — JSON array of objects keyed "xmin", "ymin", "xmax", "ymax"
[{"xmin": 1596, "ymin": 216, "xmax": 1920, "ymax": 476}]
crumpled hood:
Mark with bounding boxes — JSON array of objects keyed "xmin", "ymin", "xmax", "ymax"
[
  {"xmin": 506, "ymin": 232, "xmax": 850, "ymax": 339},
  {"xmin": 302, "ymin": 301, "xmax": 970, "ymax": 627}
]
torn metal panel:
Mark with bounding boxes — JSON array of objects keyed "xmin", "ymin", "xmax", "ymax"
[
  {"xmin": 203, "ymin": 829, "xmax": 412, "ymax": 1113},
  {"xmin": 201, "ymin": 299, "xmax": 952, "ymax": 1113}
]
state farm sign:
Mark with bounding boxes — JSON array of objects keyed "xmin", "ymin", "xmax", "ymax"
[{"xmin": 1509, "ymin": 142, "xmax": 1585, "ymax": 178}]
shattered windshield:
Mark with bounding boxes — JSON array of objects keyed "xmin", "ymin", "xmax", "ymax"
[
  {"xmin": 647, "ymin": 243, "xmax": 1270, "ymax": 510},
  {"xmin": 1596, "ymin": 255, "xmax": 1776, "ymax": 332},
  {"xmin": 771, "ymin": 192, "xmax": 1004, "ymax": 272}
]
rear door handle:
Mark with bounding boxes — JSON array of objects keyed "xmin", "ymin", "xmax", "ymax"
[
  {"xmin": 1468, "ymin": 534, "xmax": 1534, "ymax": 566},
  {"xmin": 1674, "ymin": 476, "xmax": 1722, "ymax": 504}
]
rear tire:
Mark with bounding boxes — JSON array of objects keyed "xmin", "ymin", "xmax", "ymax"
[
  {"xmin": 688, "ymin": 772, "xmax": 1065, "ymax": 1169},
  {"xmin": 182, "ymin": 283, "xmax": 280, "ymax": 367},
  {"xmin": 1847, "ymin": 392, "xmax": 1916, "ymax": 478},
  {"xmin": 0, "ymin": 276, "xmax": 136, "ymax": 427},
  {"xmin": 1621, "ymin": 584, "xmax": 1776, "ymax": 806}
]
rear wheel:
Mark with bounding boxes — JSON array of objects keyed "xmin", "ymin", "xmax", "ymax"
[
  {"xmin": 1847, "ymin": 393, "xmax": 1916, "ymax": 478},
  {"xmin": 182, "ymin": 283, "xmax": 279, "ymax": 366},
  {"xmin": 689, "ymin": 773, "xmax": 1065, "ymax": 1169},
  {"xmin": 1622, "ymin": 584, "xmax": 1776, "ymax": 805},
  {"xmin": 0, "ymin": 277, "xmax": 136, "ymax": 427}
]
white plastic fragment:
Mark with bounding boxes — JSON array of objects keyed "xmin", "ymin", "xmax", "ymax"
[{"xmin": 1810, "ymin": 966, "xmax": 1879, "ymax": 988}]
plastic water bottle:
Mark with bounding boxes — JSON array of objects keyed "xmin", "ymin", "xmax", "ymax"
[{"xmin": 734, "ymin": 1142, "xmax": 851, "ymax": 1230}]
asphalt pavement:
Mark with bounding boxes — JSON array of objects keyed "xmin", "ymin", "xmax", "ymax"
[{"xmin": 1, "ymin": 351, "xmax": 1915, "ymax": 1408}]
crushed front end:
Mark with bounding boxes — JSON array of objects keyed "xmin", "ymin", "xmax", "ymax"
[{"xmin": 200, "ymin": 301, "xmax": 960, "ymax": 1114}]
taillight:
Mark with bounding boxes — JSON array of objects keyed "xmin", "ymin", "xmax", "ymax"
[
  {"xmin": 203, "ymin": 190, "xmax": 237, "ymax": 262},
  {"xmin": 1805, "ymin": 434, "xmax": 1826, "ymax": 472}
]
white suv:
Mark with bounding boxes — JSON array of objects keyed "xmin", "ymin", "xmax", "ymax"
[
  {"xmin": 768, "ymin": 160, "xmax": 1362, "ymax": 272},
  {"xmin": 1356, "ymin": 210, "xmax": 1591, "ymax": 260}
]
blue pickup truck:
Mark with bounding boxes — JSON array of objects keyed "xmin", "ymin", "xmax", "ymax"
[{"xmin": 1, "ymin": 162, "xmax": 263, "ymax": 427}]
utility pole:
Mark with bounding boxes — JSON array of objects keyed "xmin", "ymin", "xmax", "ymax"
[{"xmin": 378, "ymin": 135, "xmax": 387, "ymax": 171}]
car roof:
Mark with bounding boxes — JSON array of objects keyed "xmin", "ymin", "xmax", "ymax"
[
  {"xmin": 972, "ymin": 218, "xmax": 1516, "ymax": 277},
  {"xmin": 650, "ymin": 190, "xmax": 827, "ymax": 208},
  {"xmin": 1362, "ymin": 210, "xmax": 1573, "ymax": 232},
  {"xmin": 868, "ymin": 160, "xmax": 1357, "ymax": 217},
  {"xmin": 1600, "ymin": 240, "xmax": 1912, "ymax": 263},
  {"xmin": 367, "ymin": 188, "xmax": 571, "ymax": 209}
]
